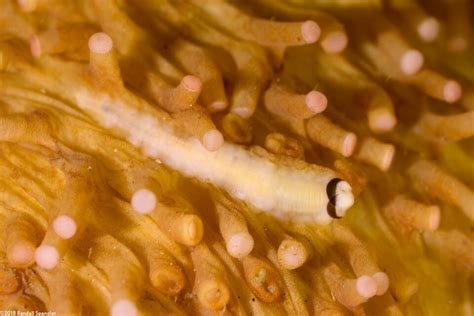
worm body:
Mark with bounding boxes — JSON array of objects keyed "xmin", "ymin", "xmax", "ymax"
[{"xmin": 76, "ymin": 91, "xmax": 354, "ymax": 224}]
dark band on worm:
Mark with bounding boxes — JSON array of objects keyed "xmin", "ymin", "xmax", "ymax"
[{"xmin": 326, "ymin": 178, "xmax": 342, "ymax": 219}]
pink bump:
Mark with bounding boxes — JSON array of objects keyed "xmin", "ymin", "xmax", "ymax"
[
  {"xmin": 208, "ymin": 100, "xmax": 228, "ymax": 112},
  {"xmin": 34, "ymin": 245, "xmax": 60, "ymax": 270},
  {"xmin": 52, "ymin": 215, "xmax": 77, "ymax": 240},
  {"xmin": 400, "ymin": 50, "xmax": 424, "ymax": 75},
  {"xmin": 8, "ymin": 242, "xmax": 35, "ymax": 267},
  {"xmin": 426, "ymin": 206, "xmax": 441, "ymax": 231},
  {"xmin": 301, "ymin": 21, "xmax": 321, "ymax": 44},
  {"xmin": 342, "ymin": 133, "xmax": 357, "ymax": 157},
  {"xmin": 131, "ymin": 188, "xmax": 157, "ymax": 214},
  {"xmin": 29, "ymin": 35, "xmax": 41, "ymax": 57},
  {"xmin": 110, "ymin": 299, "xmax": 138, "ymax": 316},
  {"xmin": 381, "ymin": 145, "xmax": 395, "ymax": 171},
  {"xmin": 443, "ymin": 80, "xmax": 462, "ymax": 103},
  {"xmin": 88, "ymin": 32, "xmax": 113, "ymax": 54},
  {"xmin": 232, "ymin": 106, "xmax": 253, "ymax": 119},
  {"xmin": 417, "ymin": 17, "xmax": 439, "ymax": 42},
  {"xmin": 278, "ymin": 240, "xmax": 307, "ymax": 269},
  {"xmin": 372, "ymin": 272, "xmax": 390, "ymax": 296},
  {"xmin": 305, "ymin": 90, "xmax": 328, "ymax": 114},
  {"xmin": 372, "ymin": 113, "xmax": 397, "ymax": 132},
  {"xmin": 182, "ymin": 75, "xmax": 203, "ymax": 92},
  {"xmin": 17, "ymin": 0, "xmax": 36, "ymax": 12},
  {"xmin": 321, "ymin": 32, "xmax": 348, "ymax": 54},
  {"xmin": 202, "ymin": 129, "xmax": 224, "ymax": 151},
  {"xmin": 356, "ymin": 275, "xmax": 377, "ymax": 299},
  {"xmin": 227, "ymin": 232, "xmax": 254, "ymax": 259}
]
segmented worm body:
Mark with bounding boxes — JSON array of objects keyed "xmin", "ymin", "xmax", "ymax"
[{"xmin": 75, "ymin": 90, "xmax": 354, "ymax": 224}]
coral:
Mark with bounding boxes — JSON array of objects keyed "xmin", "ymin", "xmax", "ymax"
[{"xmin": 0, "ymin": 0, "xmax": 473, "ymax": 315}]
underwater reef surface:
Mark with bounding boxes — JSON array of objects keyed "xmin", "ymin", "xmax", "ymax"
[{"xmin": 0, "ymin": 0, "xmax": 473, "ymax": 315}]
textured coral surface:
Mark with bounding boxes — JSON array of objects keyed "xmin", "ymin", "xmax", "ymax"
[{"xmin": 0, "ymin": 0, "xmax": 473, "ymax": 315}]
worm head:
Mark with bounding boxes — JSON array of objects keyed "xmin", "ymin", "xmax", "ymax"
[{"xmin": 326, "ymin": 178, "xmax": 354, "ymax": 219}]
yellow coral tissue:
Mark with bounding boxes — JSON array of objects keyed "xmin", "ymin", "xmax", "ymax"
[{"xmin": 0, "ymin": 0, "xmax": 473, "ymax": 315}]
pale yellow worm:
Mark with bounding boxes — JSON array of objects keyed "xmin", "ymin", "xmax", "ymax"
[{"xmin": 74, "ymin": 89, "xmax": 354, "ymax": 224}]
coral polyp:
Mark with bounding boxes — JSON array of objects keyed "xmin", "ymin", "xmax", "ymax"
[{"xmin": 0, "ymin": 0, "xmax": 473, "ymax": 315}]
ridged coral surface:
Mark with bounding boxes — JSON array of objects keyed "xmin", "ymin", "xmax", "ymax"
[{"xmin": 0, "ymin": 0, "xmax": 473, "ymax": 315}]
